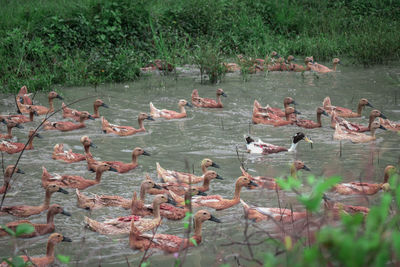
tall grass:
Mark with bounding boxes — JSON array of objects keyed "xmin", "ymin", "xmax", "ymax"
[{"xmin": 0, "ymin": 0, "xmax": 399, "ymax": 92}]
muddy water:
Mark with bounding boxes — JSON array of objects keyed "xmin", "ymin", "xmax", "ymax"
[{"xmin": 0, "ymin": 64, "xmax": 399, "ymax": 266}]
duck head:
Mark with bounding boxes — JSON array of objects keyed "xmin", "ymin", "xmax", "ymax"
[
  {"xmin": 49, "ymin": 204, "xmax": 71, "ymax": 217},
  {"xmin": 202, "ymin": 158, "xmax": 220, "ymax": 169},
  {"xmin": 285, "ymin": 107, "xmax": 301, "ymax": 115},
  {"xmin": 81, "ymin": 136, "xmax": 97, "ymax": 148},
  {"xmin": 203, "ymin": 170, "xmax": 223, "ymax": 181},
  {"xmin": 28, "ymin": 128, "xmax": 43, "ymax": 139},
  {"xmin": 359, "ymin": 98, "xmax": 374, "ymax": 108},
  {"xmin": 94, "ymin": 99, "xmax": 108, "ymax": 108},
  {"xmin": 370, "ymin": 109, "xmax": 386, "ymax": 119},
  {"xmin": 195, "ymin": 210, "xmax": 221, "ymax": 223},
  {"xmin": 292, "ymin": 132, "xmax": 313, "ymax": 144},
  {"xmin": 49, "ymin": 233, "xmax": 72, "ymax": 245},
  {"xmin": 133, "ymin": 147, "xmax": 150, "ymax": 157},
  {"xmin": 217, "ymin": 88, "xmax": 227, "ymax": 97},
  {"xmin": 138, "ymin": 112, "xmax": 154, "ymax": 121},
  {"xmin": 370, "ymin": 121, "xmax": 387, "ymax": 131},
  {"xmin": 46, "ymin": 184, "xmax": 69, "ymax": 194},
  {"xmin": 333, "ymin": 58, "xmax": 341, "ymax": 65},
  {"xmin": 48, "ymin": 91, "xmax": 63, "ymax": 100},
  {"xmin": 237, "ymin": 176, "xmax": 258, "ymax": 188},
  {"xmin": 80, "ymin": 111, "xmax": 94, "ymax": 120},
  {"xmin": 293, "ymin": 160, "xmax": 311, "ymax": 171},
  {"xmin": 284, "ymin": 97, "xmax": 297, "ymax": 106},
  {"xmin": 5, "ymin": 165, "xmax": 24, "ymax": 177},
  {"xmin": 154, "ymin": 194, "xmax": 176, "ymax": 206},
  {"xmin": 179, "ymin": 99, "xmax": 192, "ymax": 107},
  {"xmin": 317, "ymin": 107, "xmax": 329, "ymax": 116}
]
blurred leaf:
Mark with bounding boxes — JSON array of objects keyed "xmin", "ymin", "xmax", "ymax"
[
  {"xmin": 15, "ymin": 223, "xmax": 34, "ymax": 237},
  {"xmin": 11, "ymin": 256, "xmax": 26, "ymax": 267},
  {"xmin": 0, "ymin": 225, "xmax": 16, "ymax": 236},
  {"xmin": 141, "ymin": 261, "xmax": 150, "ymax": 267},
  {"xmin": 189, "ymin": 237, "xmax": 198, "ymax": 246},
  {"xmin": 56, "ymin": 254, "xmax": 70, "ymax": 264}
]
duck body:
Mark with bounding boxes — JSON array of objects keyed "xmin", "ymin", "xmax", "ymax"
[
  {"xmin": 0, "ymin": 165, "xmax": 24, "ymax": 194},
  {"xmin": 323, "ymin": 97, "xmax": 372, "ymax": 118},
  {"xmin": 379, "ymin": 118, "xmax": 400, "ymax": 132},
  {"xmin": 76, "ymin": 189, "xmax": 132, "ymax": 210},
  {"xmin": 43, "ymin": 111, "xmax": 93, "ymax": 132},
  {"xmin": 333, "ymin": 121, "xmax": 386, "ymax": 143},
  {"xmin": 0, "ymin": 129, "xmax": 41, "ymax": 154},
  {"xmin": 104, "ymin": 147, "xmax": 150, "ymax": 173},
  {"xmin": 191, "ymin": 88, "xmax": 227, "ymax": 108},
  {"xmin": 240, "ymin": 167, "xmax": 278, "ymax": 189},
  {"xmin": 296, "ymin": 107, "xmax": 328, "ymax": 129},
  {"xmin": 27, "ymin": 91, "xmax": 63, "ymax": 115},
  {"xmin": 102, "ymin": 113, "xmax": 153, "ymax": 136},
  {"xmin": 156, "ymin": 162, "xmax": 204, "ymax": 184},
  {"xmin": 150, "ymin": 100, "xmax": 191, "ymax": 120},
  {"xmin": 62, "ymin": 99, "xmax": 108, "ymax": 121},
  {"xmin": 52, "ymin": 144, "xmax": 85, "ymax": 163}
]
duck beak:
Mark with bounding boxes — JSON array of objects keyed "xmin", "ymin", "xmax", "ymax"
[
  {"xmin": 197, "ymin": 191, "xmax": 207, "ymax": 196},
  {"xmin": 221, "ymin": 92, "xmax": 227, "ymax": 97},
  {"xmin": 366, "ymin": 102, "xmax": 374, "ymax": 108},
  {"xmin": 101, "ymin": 103, "xmax": 109, "ymax": 108},
  {"xmin": 62, "ymin": 236, "xmax": 72, "ymax": 242},
  {"xmin": 208, "ymin": 214, "xmax": 221, "ymax": 223},
  {"xmin": 211, "ymin": 162, "xmax": 220, "ymax": 168},
  {"xmin": 16, "ymin": 169, "xmax": 24, "ymax": 174},
  {"xmin": 58, "ymin": 188, "xmax": 69, "ymax": 194},
  {"xmin": 61, "ymin": 210, "xmax": 71, "ymax": 216},
  {"xmin": 88, "ymin": 115, "xmax": 95, "ymax": 120},
  {"xmin": 153, "ymin": 183, "xmax": 162, "ymax": 189},
  {"xmin": 16, "ymin": 123, "xmax": 24, "ymax": 129},
  {"xmin": 146, "ymin": 115, "xmax": 155, "ymax": 121},
  {"xmin": 35, "ymin": 133, "xmax": 43, "ymax": 139},
  {"xmin": 56, "ymin": 95, "xmax": 64, "ymax": 100},
  {"xmin": 322, "ymin": 110, "xmax": 329, "ymax": 117},
  {"xmin": 379, "ymin": 125, "xmax": 387, "ymax": 131},
  {"xmin": 167, "ymin": 197, "xmax": 177, "ymax": 206},
  {"xmin": 142, "ymin": 151, "xmax": 151, "ymax": 156},
  {"xmin": 249, "ymin": 180, "xmax": 258, "ymax": 187},
  {"xmin": 291, "ymin": 100, "xmax": 298, "ymax": 105},
  {"xmin": 322, "ymin": 193, "xmax": 331, "ymax": 201},
  {"xmin": 19, "ymin": 97, "xmax": 24, "ymax": 104},
  {"xmin": 294, "ymin": 109, "xmax": 301, "ymax": 115},
  {"xmin": 379, "ymin": 113, "xmax": 387, "ymax": 119},
  {"xmin": 186, "ymin": 102, "xmax": 193, "ymax": 107},
  {"xmin": 109, "ymin": 167, "xmax": 118, "ymax": 172},
  {"xmin": 302, "ymin": 165, "xmax": 311, "ymax": 171},
  {"xmin": 33, "ymin": 110, "xmax": 39, "ymax": 116},
  {"xmin": 304, "ymin": 136, "xmax": 313, "ymax": 143},
  {"xmin": 89, "ymin": 142, "xmax": 97, "ymax": 148},
  {"xmin": 216, "ymin": 174, "xmax": 223, "ymax": 180}
]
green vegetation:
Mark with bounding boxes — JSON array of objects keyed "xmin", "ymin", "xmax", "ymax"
[{"xmin": 1, "ymin": 0, "xmax": 399, "ymax": 91}]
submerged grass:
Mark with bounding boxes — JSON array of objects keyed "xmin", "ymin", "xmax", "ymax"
[{"xmin": 0, "ymin": 0, "xmax": 399, "ymax": 92}]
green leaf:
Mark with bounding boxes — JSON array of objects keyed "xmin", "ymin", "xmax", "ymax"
[
  {"xmin": 56, "ymin": 254, "xmax": 70, "ymax": 264},
  {"xmin": 392, "ymin": 231, "xmax": 400, "ymax": 258},
  {"xmin": 15, "ymin": 223, "xmax": 34, "ymax": 237},
  {"xmin": 189, "ymin": 237, "xmax": 198, "ymax": 246},
  {"xmin": 11, "ymin": 256, "xmax": 26, "ymax": 267},
  {"xmin": 0, "ymin": 224, "xmax": 16, "ymax": 236},
  {"xmin": 140, "ymin": 261, "xmax": 150, "ymax": 267}
]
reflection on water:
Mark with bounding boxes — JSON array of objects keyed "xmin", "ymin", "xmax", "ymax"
[{"xmin": 0, "ymin": 64, "xmax": 399, "ymax": 266}]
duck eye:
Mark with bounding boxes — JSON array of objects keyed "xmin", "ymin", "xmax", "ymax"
[{"xmin": 203, "ymin": 212, "xmax": 207, "ymax": 215}]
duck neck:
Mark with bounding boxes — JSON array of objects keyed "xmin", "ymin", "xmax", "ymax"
[
  {"xmin": 370, "ymin": 127, "xmax": 377, "ymax": 139},
  {"xmin": 131, "ymin": 153, "xmax": 138, "ymax": 165},
  {"xmin": 46, "ymin": 211, "xmax": 55, "ymax": 225},
  {"xmin": 84, "ymin": 144, "xmax": 90, "ymax": 154},
  {"xmin": 139, "ymin": 185, "xmax": 146, "ymax": 201},
  {"xmin": 43, "ymin": 191, "xmax": 53, "ymax": 209},
  {"xmin": 285, "ymin": 112, "xmax": 292, "ymax": 121},
  {"xmin": 78, "ymin": 116, "xmax": 86, "ymax": 124},
  {"xmin": 94, "ymin": 169, "xmax": 104, "ymax": 183},
  {"xmin": 357, "ymin": 103, "xmax": 364, "ymax": 116},
  {"xmin": 290, "ymin": 164, "xmax": 297, "ymax": 178},
  {"xmin": 193, "ymin": 218, "xmax": 203, "ymax": 237},
  {"xmin": 384, "ymin": 171, "xmax": 390, "ymax": 183},
  {"xmin": 46, "ymin": 241, "xmax": 56, "ymax": 258},
  {"xmin": 29, "ymin": 111, "xmax": 34, "ymax": 121},
  {"xmin": 179, "ymin": 105, "xmax": 186, "ymax": 114},
  {"xmin": 6, "ymin": 126, "xmax": 13, "ymax": 138},
  {"xmin": 201, "ymin": 177, "xmax": 211, "ymax": 191},
  {"xmin": 93, "ymin": 104, "xmax": 100, "ymax": 117},
  {"xmin": 152, "ymin": 202, "xmax": 161, "ymax": 219},
  {"xmin": 332, "ymin": 62, "xmax": 338, "ymax": 71},
  {"xmin": 137, "ymin": 118, "xmax": 145, "ymax": 131},
  {"xmin": 288, "ymin": 141, "xmax": 298, "ymax": 152},
  {"xmin": 216, "ymin": 94, "xmax": 222, "ymax": 105},
  {"xmin": 368, "ymin": 114, "xmax": 375, "ymax": 129},
  {"xmin": 316, "ymin": 112, "xmax": 322, "ymax": 126},
  {"xmin": 48, "ymin": 98, "xmax": 54, "ymax": 113},
  {"xmin": 233, "ymin": 183, "xmax": 243, "ymax": 201},
  {"xmin": 201, "ymin": 164, "xmax": 208, "ymax": 174}
]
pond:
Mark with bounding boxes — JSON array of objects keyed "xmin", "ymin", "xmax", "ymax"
[{"xmin": 0, "ymin": 64, "xmax": 399, "ymax": 266}]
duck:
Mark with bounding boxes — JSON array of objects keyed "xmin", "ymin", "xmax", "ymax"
[
  {"xmin": 76, "ymin": 178, "xmax": 161, "ymax": 211},
  {"xmin": 245, "ymin": 132, "xmax": 313, "ymax": 154},
  {"xmin": 0, "ymin": 165, "xmax": 24, "ymax": 194},
  {"xmin": 0, "ymin": 204, "xmax": 71, "ymax": 238},
  {"xmin": 129, "ymin": 210, "xmax": 221, "ymax": 253},
  {"xmin": 0, "ymin": 119, "xmax": 24, "ymax": 139},
  {"xmin": 23, "ymin": 91, "xmax": 63, "ymax": 115},
  {"xmin": 84, "ymin": 194, "xmax": 175, "ymax": 235},
  {"xmin": 333, "ymin": 121, "xmax": 386, "ymax": 143},
  {"xmin": 103, "ymin": 147, "xmax": 150, "ymax": 173},
  {"xmin": 323, "ymin": 97, "xmax": 373, "ymax": 118},
  {"xmin": 263, "ymin": 97, "xmax": 297, "ymax": 117},
  {"xmin": 322, "ymin": 195, "xmax": 369, "ymax": 220},
  {"xmin": 378, "ymin": 117, "xmax": 400, "ymax": 132},
  {"xmin": 288, "ymin": 57, "xmax": 313, "ymax": 72},
  {"xmin": 0, "ymin": 184, "xmax": 68, "ymax": 217},
  {"xmin": 62, "ymin": 99, "xmax": 109, "ymax": 121},
  {"xmin": 41, "ymin": 163, "xmax": 117, "ymax": 190},
  {"xmin": 53, "ymin": 135, "xmax": 97, "ymax": 163},
  {"xmin": 0, "ymin": 233, "xmax": 72, "ymax": 267},
  {"xmin": 150, "ymin": 170, "xmax": 223, "ymax": 196},
  {"xmin": 101, "ymin": 113, "xmax": 153, "ymax": 136},
  {"xmin": 16, "ymin": 85, "xmax": 33, "ymax": 106},
  {"xmin": 312, "ymin": 58, "xmax": 341, "ymax": 73},
  {"xmin": 149, "ymin": 99, "xmax": 191, "ymax": 120},
  {"xmin": 331, "ymin": 165, "xmax": 396, "ymax": 195},
  {"xmin": 272, "ymin": 107, "xmax": 301, "ymax": 127},
  {"xmin": 240, "ymin": 199, "xmax": 307, "ymax": 223},
  {"xmin": 0, "ymin": 128, "xmax": 42, "ymax": 154},
  {"xmin": 42, "ymin": 111, "xmax": 94, "ymax": 132},
  {"xmin": 190, "ymin": 176, "xmax": 257, "ymax": 211},
  {"xmin": 0, "ymin": 105, "xmax": 38, "ymax": 124},
  {"xmin": 191, "ymin": 88, "xmax": 227, "ymax": 108},
  {"xmin": 252, "ymin": 107, "xmax": 300, "ymax": 126},
  {"xmin": 296, "ymin": 107, "xmax": 329, "ymax": 128},
  {"xmin": 156, "ymin": 158, "xmax": 220, "ymax": 184},
  {"xmin": 330, "ymin": 110, "xmax": 387, "ymax": 132},
  {"xmin": 240, "ymin": 160, "xmax": 310, "ymax": 189}
]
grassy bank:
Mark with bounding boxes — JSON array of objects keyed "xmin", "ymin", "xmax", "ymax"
[{"xmin": 1, "ymin": 0, "xmax": 399, "ymax": 92}]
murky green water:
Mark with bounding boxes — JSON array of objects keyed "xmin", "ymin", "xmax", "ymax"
[{"xmin": 0, "ymin": 64, "xmax": 399, "ymax": 266}]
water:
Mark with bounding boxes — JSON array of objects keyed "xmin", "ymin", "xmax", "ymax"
[{"xmin": 0, "ymin": 64, "xmax": 399, "ymax": 266}]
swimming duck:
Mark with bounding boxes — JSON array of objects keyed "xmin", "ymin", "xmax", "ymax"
[
  {"xmin": 331, "ymin": 165, "xmax": 396, "ymax": 195},
  {"xmin": 129, "ymin": 210, "xmax": 221, "ymax": 253},
  {"xmin": 0, "ymin": 184, "xmax": 68, "ymax": 217},
  {"xmin": 149, "ymin": 99, "xmax": 191, "ymax": 120},
  {"xmin": 296, "ymin": 107, "xmax": 329, "ymax": 129},
  {"xmin": 62, "ymin": 99, "xmax": 109, "ymax": 121},
  {"xmin": 42, "ymin": 111, "xmax": 94, "ymax": 132},
  {"xmin": 378, "ymin": 117, "xmax": 400, "ymax": 132},
  {"xmin": 191, "ymin": 88, "xmax": 227, "ymax": 108},
  {"xmin": 0, "ymin": 129, "xmax": 42, "ymax": 154},
  {"xmin": 240, "ymin": 161, "xmax": 310, "ymax": 189},
  {"xmin": 272, "ymin": 107, "xmax": 301, "ymax": 127},
  {"xmin": 333, "ymin": 121, "xmax": 386, "ymax": 143},
  {"xmin": 190, "ymin": 176, "xmax": 257, "ymax": 211},
  {"xmin": 253, "ymin": 107, "xmax": 300, "ymax": 126},
  {"xmin": 156, "ymin": 158, "xmax": 220, "ymax": 184},
  {"xmin": 0, "ymin": 119, "xmax": 24, "ymax": 139},
  {"xmin": 26, "ymin": 91, "xmax": 63, "ymax": 115},
  {"xmin": 16, "ymin": 85, "xmax": 33, "ymax": 106},
  {"xmin": 0, "ymin": 204, "xmax": 71, "ymax": 238},
  {"xmin": 101, "ymin": 113, "xmax": 153, "ymax": 136},
  {"xmin": 52, "ymin": 144, "xmax": 85, "ymax": 163},
  {"xmin": 240, "ymin": 199, "xmax": 307, "ymax": 223},
  {"xmin": 84, "ymin": 194, "xmax": 175, "ymax": 235},
  {"xmin": 245, "ymin": 132, "xmax": 313, "ymax": 154},
  {"xmin": 323, "ymin": 97, "xmax": 373, "ymax": 118},
  {"xmin": 41, "ymin": 164, "xmax": 117, "ymax": 190},
  {"xmin": 0, "ymin": 105, "xmax": 38, "ymax": 124},
  {"xmin": 0, "ymin": 233, "xmax": 72, "ymax": 267},
  {"xmin": 0, "ymin": 165, "xmax": 24, "ymax": 194},
  {"xmin": 265, "ymin": 97, "xmax": 297, "ymax": 117},
  {"xmin": 103, "ymin": 147, "xmax": 150, "ymax": 173},
  {"xmin": 330, "ymin": 110, "xmax": 387, "ymax": 132},
  {"xmin": 322, "ymin": 195, "xmax": 369, "ymax": 220},
  {"xmin": 312, "ymin": 58, "xmax": 341, "ymax": 73}
]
